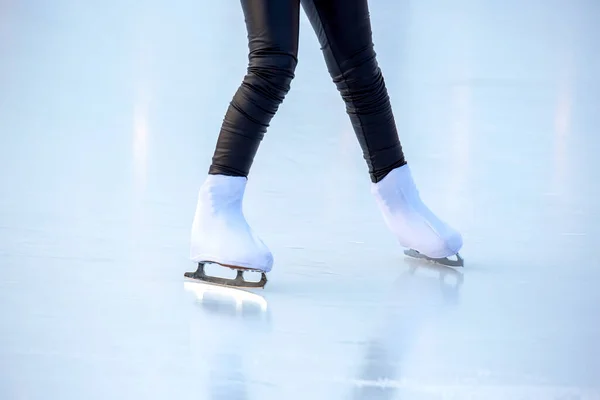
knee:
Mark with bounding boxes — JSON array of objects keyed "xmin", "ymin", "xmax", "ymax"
[
  {"xmin": 245, "ymin": 50, "xmax": 298, "ymax": 99},
  {"xmin": 336, "ymin": 50, "xmax": 389, "ymax": 110},
  {"xmin": 338, "ymin": 47, "xmax": 381, "ymax": 90}
]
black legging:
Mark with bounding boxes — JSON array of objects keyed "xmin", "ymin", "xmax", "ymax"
[{"xmin": 209, "ymin": 0, "xmax": 406, "ymax": 183}]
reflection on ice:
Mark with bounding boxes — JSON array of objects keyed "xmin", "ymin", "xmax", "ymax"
[
  {"xmin": 183, "ymin": 281, "xmax": 268, "ymax": 314},
  {"xmin": 350, "ymin": 263, "xmax": 464, "ymax": 400},
  {"xmin": 184, "ymin": 280, "xmax": 272, "ymax": 400}
]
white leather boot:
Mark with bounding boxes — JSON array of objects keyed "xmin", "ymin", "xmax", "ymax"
[
  {"xmin": 190, "ymin": 174, "xmax": 273, "ymax": 272},
  {"xmin": 371, "ymin": 164, "xmax": 463, "ymax": 259}
]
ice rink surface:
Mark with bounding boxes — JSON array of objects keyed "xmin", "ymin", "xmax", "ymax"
[{"xmin": 1, "ymin": 0, "xmax": 600, "ymax": 399}]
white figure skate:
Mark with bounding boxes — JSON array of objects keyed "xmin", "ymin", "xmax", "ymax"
[
  {"xmin": 371, "ymin": 164, "xmax": 464, "ymax": 267},
  {"xmin": 185, "ymin": 174, "xmax": 273, "ymax": 288}
]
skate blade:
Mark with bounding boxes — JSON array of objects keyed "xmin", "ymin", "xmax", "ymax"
[
  {"xmin": 404, "ymin": 249, "xmax": 464, "ymax": 267},
  {"xmin": 184, "ymin": 262, "xmax": 267, "ymax": 289}
]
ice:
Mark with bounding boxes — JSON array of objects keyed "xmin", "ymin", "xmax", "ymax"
[{"xmin": 1, "ymin": 0, "xmax": 600, "ymax": 399}]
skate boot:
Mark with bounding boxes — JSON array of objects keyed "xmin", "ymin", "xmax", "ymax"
[
  {"xmin": 371, "ymin": 164, "xmax": 464, "ymax": 267},
  {"xmin": 185, "ymin": 174, "xmax": 273, "ymax": 288}
]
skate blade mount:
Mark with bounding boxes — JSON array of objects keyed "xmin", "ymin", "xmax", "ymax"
[
  {"xmin": 404, "ymin": 249, "xmax": 464, "ymax": 267},
  {"xmin": 184, "ymin": 262, "xmax": 267, "ymax": 289}
]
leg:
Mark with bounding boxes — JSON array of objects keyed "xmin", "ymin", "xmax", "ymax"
[
  {"xmin": 301, "ymin": 0, "xmax": 404, "ymax": 183},
  {"xmin": 301, "ymin": 0, "xmax": 463, "ymax": 260},
  {"xmin": 210, "ymin": 0, "xmax": 301, "ymax": 177},
  {"xmin": 189, "ymin": 0, "xmax": 301, "ymax": 280}
]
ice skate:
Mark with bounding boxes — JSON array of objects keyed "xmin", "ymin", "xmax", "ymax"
[
  {"xmin": 185, "ymin": 174, "xmax": 273, "ymax": 289},
  {"xmin": 371, "ymin": 164, "xmax": 464, "ymax": 267}
]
